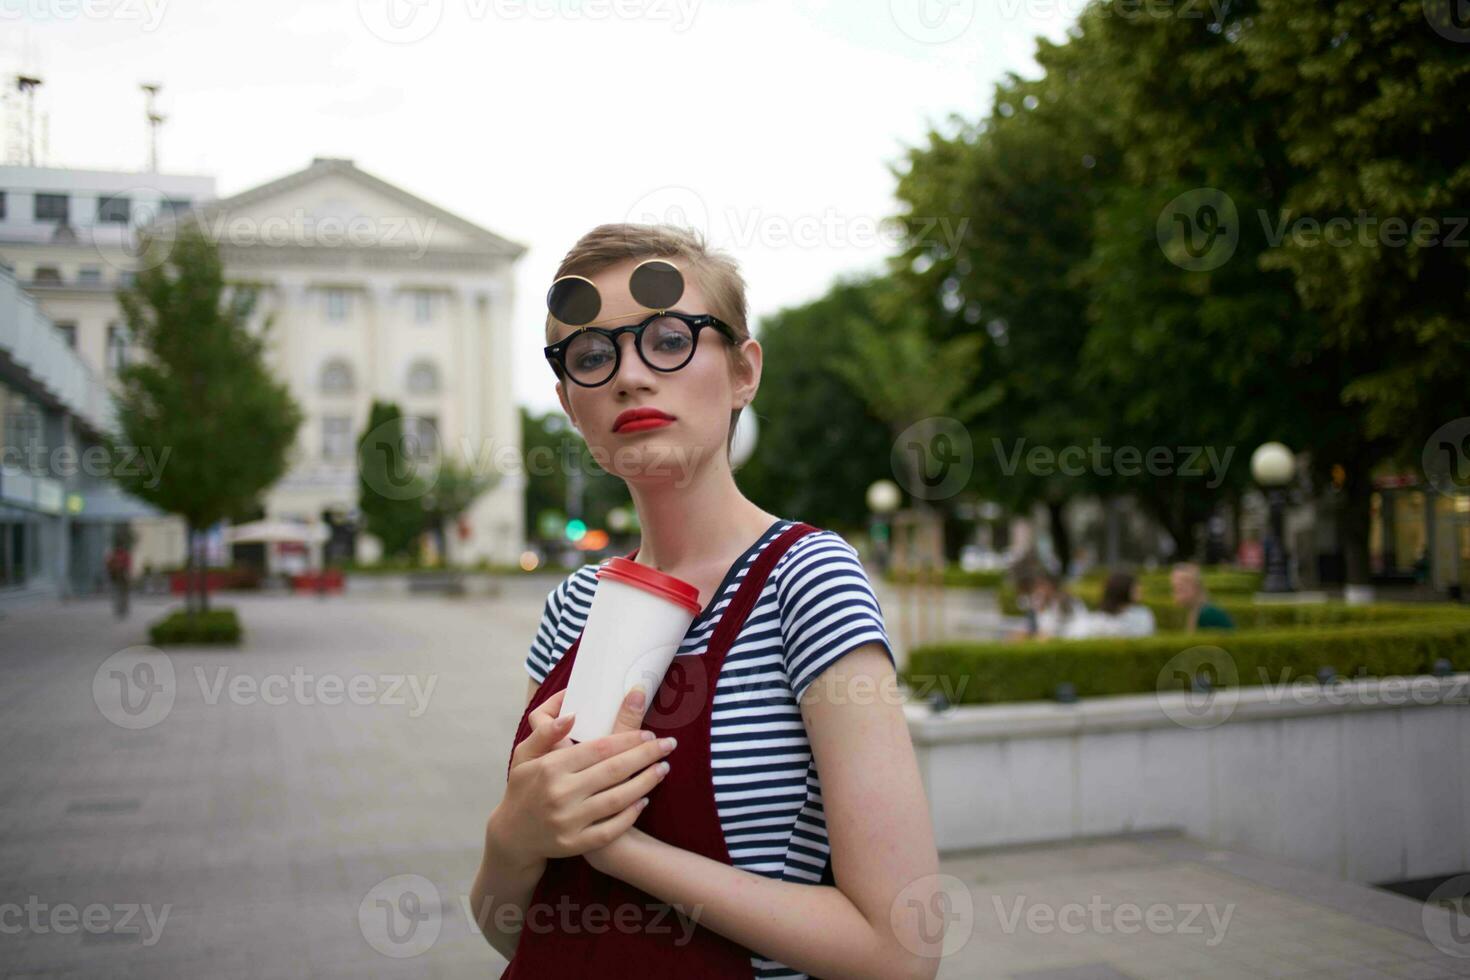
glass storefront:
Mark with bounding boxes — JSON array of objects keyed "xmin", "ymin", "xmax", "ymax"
[{"xmin": 1371, "ymin": 486, "xmax": 1470, "ymax": 596}]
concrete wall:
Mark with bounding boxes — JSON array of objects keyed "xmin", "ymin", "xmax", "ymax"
[{"xmin": 908, "ymin": 675, "xmax": 1470, "ymax": 884}]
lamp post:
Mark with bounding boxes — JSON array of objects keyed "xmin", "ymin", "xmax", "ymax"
[
  {"xmin": 1251, "ymin": 442, "xmax": 1296, "ymax": 593},
  {"xmin": 867, "ymin": 479, "xmax": 907, "ymax": 648}
]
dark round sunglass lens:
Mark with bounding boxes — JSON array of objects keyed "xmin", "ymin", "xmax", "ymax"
[
  {"xmin": 628, "ymin": 259, "xmax": 684, "ymax": 311},
  {"xmin": 547, "ymin": 276, "xmax": 600, "ymax": 326}
]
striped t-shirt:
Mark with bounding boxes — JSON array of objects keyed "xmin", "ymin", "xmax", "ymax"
[{"xmin": 525, "ymin": 519, "xmax": 895, "ymax": 980}]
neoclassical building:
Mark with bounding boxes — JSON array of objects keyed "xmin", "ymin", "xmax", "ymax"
[
  {"xmin": 195, "ymin": 157, "xmax": 527, "ymax": 567},
  {"xmin": 1, "ymin": 157, "xmax": 526, "ymax": 575}
]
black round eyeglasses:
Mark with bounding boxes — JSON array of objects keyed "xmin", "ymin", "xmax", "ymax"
[{"xmin": 544, "ymin": 310, "xmax": 737, "ymax": 388}]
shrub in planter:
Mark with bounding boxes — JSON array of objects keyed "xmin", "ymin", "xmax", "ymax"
[
  {"xmin": 148, "ymin": 608, "xmax": 242, "ymax": 645},
  {"xmin": 903, "ymin": 610, "xmax": 1470, "ymax": 705}
]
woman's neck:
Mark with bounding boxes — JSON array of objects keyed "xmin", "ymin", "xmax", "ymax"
[{"xmin": 627, "ymin": 454, "xmax": 777, "ymax": 571}]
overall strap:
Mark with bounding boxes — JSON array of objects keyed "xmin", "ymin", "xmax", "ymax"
[{"xmin": 706, "ymin": 522, "xmax": 819, "ymax": 656}]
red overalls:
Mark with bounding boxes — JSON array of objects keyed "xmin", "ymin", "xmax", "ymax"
[{"xmin": 501, "ymin": 522, "xmax": 820, "ymax": 979}]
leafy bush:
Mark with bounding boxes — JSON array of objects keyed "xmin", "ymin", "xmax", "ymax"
[
  {"xmin": 885, "ymin": 567, "xmax": 1008, "ymax": 590},
  {"xmin": 149, "ymin": 608, "xmax": 242, "ymax": 645},
  {"xmin": 903, "ymin": 607, "xmax": 1470, "ymax": 705}
]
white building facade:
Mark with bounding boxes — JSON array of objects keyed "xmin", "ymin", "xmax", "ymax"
[
  {"xmin": 196, "ymin": 157, "xmax": 526, "ymax": 568},
  {"xmin": 0, "ymin": 158, "xmax": 527, "ymax": 574}
]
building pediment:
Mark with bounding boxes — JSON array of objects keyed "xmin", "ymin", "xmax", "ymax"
[{"xmin": 180, "ymin": 157, "xmax": 525, "ymax": 265}]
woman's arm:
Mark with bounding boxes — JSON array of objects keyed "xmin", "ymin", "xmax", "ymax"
[
  {"xmin": 588, "ymin": 644, "xmax": 944, "ymax": 980},
  {"xmin": 469, "ymin": 678, "xmax": 545, "ymax": 960},
  {"xmin": 470, "ymin": 806, "xmax": 548, "ymax": 960}
]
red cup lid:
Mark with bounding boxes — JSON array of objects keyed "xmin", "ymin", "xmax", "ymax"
[{"xmin": 595, "ymin": 557, "xmax": 702, "ymax": 617}]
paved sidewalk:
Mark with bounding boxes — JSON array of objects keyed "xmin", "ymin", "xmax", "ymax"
[{"xmin": 0, "ymin": 590, "xmax": 1465, "ymax": 978}]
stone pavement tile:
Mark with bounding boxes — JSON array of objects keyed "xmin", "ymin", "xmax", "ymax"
[{"xmin": 1010, "ymin": 964, "xmax": 1138, "ymax": 979}]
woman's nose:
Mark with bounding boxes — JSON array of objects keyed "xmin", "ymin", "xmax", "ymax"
[{"xmin": 611, "ymin": 333, "xmax": 656, "ymax": 389}]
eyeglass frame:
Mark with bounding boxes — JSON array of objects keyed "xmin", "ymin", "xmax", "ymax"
[{"xmin": 543, "ymin": 309, "xmax": 738, "ymax": 387}]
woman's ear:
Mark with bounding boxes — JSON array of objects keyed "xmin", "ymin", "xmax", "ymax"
[{"xmin": 730, "ymin": 338, "xmax": 762, "ymax": 409}]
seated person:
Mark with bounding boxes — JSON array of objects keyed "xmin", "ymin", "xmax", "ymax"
[
  {"xmin": 1027, "ymin": 570, "xmax": 1088, "ymax": 640},
  {"xmin": 1170, "ymin": 562, "xmax": 1236, "ymax": 632},
  {"xmin": 1064, "ymin": 572, "xmax": 1156, "ymax": 638}
]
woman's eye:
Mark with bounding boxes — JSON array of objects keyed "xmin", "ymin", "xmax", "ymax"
[
  {"xmin": 575, "ymin": 351, "xmax": 610, "ymax": 369},
  {"xmin": 654, "ymin": 333, "xmax": 690, "ymax": 352}
]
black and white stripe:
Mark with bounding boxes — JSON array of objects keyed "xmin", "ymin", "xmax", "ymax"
[{"xmin": 524, "ymin": 520, "xmax": 894, "ymax": 980}]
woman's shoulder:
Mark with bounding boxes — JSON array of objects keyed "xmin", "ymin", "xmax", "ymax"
[{"xmin": 771, "ymin": 526, "xmax": 871, "ymax": 580}]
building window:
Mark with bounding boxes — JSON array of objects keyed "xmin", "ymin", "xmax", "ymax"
[
  {"xmin": 31, "ymin": 266, "xmax": 62, "ymax": 285},
  {"xmin": 406, "ymin": 360, "xmax": 441, "ymax": 395},
  {"xmin": 401, "ymin": 415, "xmax": 439, "ymax": 459},
  {"xmin": 2, "ymin": 386, "xmax": 45, "ymax": 458},
  {"xmin": 161, "ymin": 198, "xmax": 191, "ymax": 215},
  {"xmin": 97, "ymin": 194, "xmax": 131, "ymax": 224},
  {"xmin": 106, "ymin": 323, "xmax": 129, "ymax": 374},
  {"xmin": 34, "ymin": 194, "xmax": 68, "ymax": 223},
  {"xmin": 322, "ymin": 416, "xmax": 353, "ymax": 461},
  {"xmin": 55, "ymin": 321, "xmax": 77, "ymax": 348},
  {"xmin": 319, "ymin": 359, "xmax": 355, "ymax": 395},
  {"xmin": 324, "ymin": 288, "xmax": 350, "ymax": 322},
  {"xmin": 413, "ymin": 290, "xmax": 434, "ymax": 323},
  {"xmin": 0, "ymin": 191, "xmax": 6, "ymax": 220},
  {"xmin": 78, "ymin": 267, "xmax": 102, "ymax": 284}
]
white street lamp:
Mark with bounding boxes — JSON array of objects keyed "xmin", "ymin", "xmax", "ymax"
[{"xmin": 1251, "ymin": 442, "xmax": 1296, "ymax": 592}]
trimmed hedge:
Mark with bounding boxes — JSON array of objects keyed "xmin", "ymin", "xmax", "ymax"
[
  {"xmin": 885, "ymin": 567, "xmax": 1008, "ymax": 590},
  {"xmin": 149, "ymin": 608, "xmax": 242, "ymax": 645},
  {"xmin": 902, "ymin": 607, "xmax": 1470, "ymax": 705}
]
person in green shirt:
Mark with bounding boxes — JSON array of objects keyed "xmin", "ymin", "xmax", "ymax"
[{"xmin": 1170, "ymin": 562, "xmax": 1236, "ymax": 632}]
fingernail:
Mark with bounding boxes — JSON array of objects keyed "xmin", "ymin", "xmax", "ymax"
[
  {"xmin": 628, "ymin": 686, "xmax": 646, "ymax": 709},
  {"xmin": 637, "ymin": 797, "xmax": 649, "ymax": 809},
  {"xmin": 660, "ymin": 737, "xmax": 677, "ymax": 751},
  {"xmin": 641, "ymin": 730, "xmax": 656, "ymax": 742}
]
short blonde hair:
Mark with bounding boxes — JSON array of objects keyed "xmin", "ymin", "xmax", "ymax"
[{"xmin": 545, "ymin": 224, "xmax": 752, "ymax": 456}]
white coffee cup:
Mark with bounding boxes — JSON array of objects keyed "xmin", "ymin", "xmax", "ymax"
[{"xmin": 563, "ymin": 557, "xmax": 702, "ymax": 743}]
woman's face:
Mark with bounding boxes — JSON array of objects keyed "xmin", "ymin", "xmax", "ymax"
[{"xmin": 553, "ymin": 257, "xmax": 760, "ymax": 485}]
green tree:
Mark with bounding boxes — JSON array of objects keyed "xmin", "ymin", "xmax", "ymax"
[
  {"xmin": 111, "ymin": 225, "xmax": 302, "ymax": 616},
  {"xmin": 357, "ymin": 401, "xmax": 430, "ymax": 561},
  {"xmin": 1242, "ymin": 0, "xmax": 1470, "ymax": 582},
  {"xmin": 421, "ymin": 458, "xmax": 499, "ymax": 565},
  {"xmin": 736, "ymin": 276, "xmax": 951, "ymax": 534},
  {"xmin": 520, "ymin": 407, "xmax": 630, "ymax": 543}
]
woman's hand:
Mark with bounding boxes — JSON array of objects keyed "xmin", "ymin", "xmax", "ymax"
[{"xmin": 490, "ymin": 685, "xmax": 675, "ymax": 867}]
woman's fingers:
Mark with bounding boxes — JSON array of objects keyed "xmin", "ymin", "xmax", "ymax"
[
  {"xmin": 514, "ymin": 706, "xmax": 575, "ymax": 765},
  {"xmin": 578, "ymin": 756, "xmax": 670, "ymax": 823},
  {"xmin": 527, "ymin": 689, "xmax": 567, "ymax": 733},
  {"xmin": 568, "ymin": 735, "xmax": 675, "ymax": 795},
  {"xmin": 609, "ymin": 684, "xmax": 649, "ymax": 735},
  {"xmin": 576, "ymin": 797, "xmax": 650, "ymax": 851}
]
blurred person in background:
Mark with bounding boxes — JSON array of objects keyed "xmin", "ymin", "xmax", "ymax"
[
  {"xmin": 1171, "ymin": 562, "xmax": 1235, "ymax": 632},
  {"xmin": 1027, "ymin": 569, "xmax": 1087, "ymax": 640},
  {"xmin": 1065, "ymin": 572, "xmax": 1156, "ymax": 639}
]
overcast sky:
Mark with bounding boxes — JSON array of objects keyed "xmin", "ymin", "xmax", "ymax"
[{"xmin": 3, "ymin": 0, "xmax": 1072, "ymax": 414}]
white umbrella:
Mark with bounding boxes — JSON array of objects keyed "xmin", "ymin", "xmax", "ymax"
[{"xmin": 224, "ymin": 519, "xmax": 328, "ymax": 545}]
